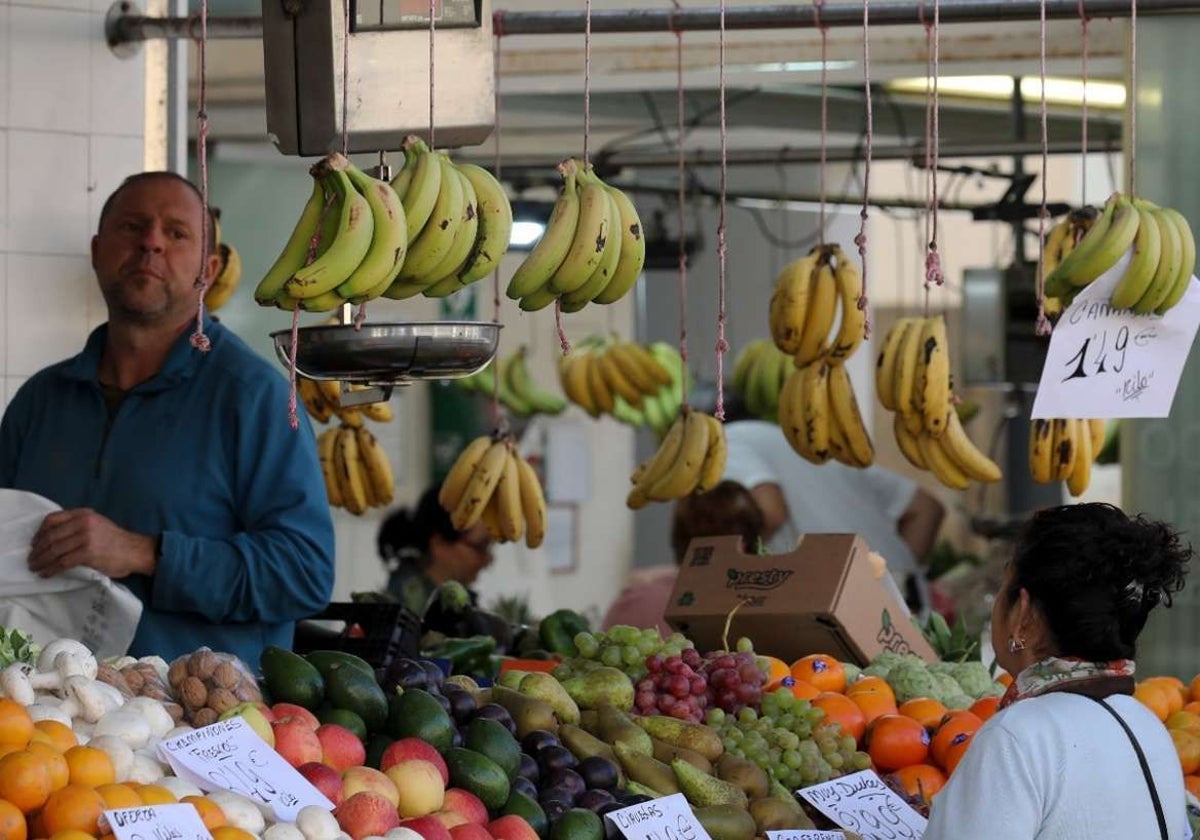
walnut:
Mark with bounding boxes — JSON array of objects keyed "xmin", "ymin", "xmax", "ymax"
[
  {"xmin": 211, "ymin": 662, "xmax": 240, "ymax": 690},
  {"xmin": 192, "ymin": 707, "xmax": 219, "ymax": 727},
  {"xmin": 167, "ymin": 659, "xmax": 189, "ymax": 689},
  {"xmin": 140, "ymin": 685, "xmax": 168, "ymax": 701},
  {"xmin": 206, "ymin": 688, "xmax": 238, "ymax": 715},
  {"xmin": 232, "ymin": 682, "xmax": 262, "ymax": 703},
  {"xmin": 122, "ymin": 667, "xmax": 147, "ymax": 693},
  {"xmin": 187, "ymin": 650, "xmax": 218, "ymax": 680},
  {"xmin": 180, "ymin": 676, "xmax": 208, "ymax": 710},
  {"xmin": 96, "ymin": 664, "xmax": 133, "ymax": 697},
  {"xmin": 164, "ymin": 702, "xmax": 185, "ymax": 724}
]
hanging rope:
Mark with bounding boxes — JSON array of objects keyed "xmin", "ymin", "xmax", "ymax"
[
  {"xmin": 921, "ymin": 0, "xmax": 944, "ymax": 311},
  {"xmin": 855, "ymin": 0, "xmax": 872, "ymax": 337},
  {"xmin": 1079, "ymin": 0, "xmax": 1090, "ymax": 205},
  {"xmin": 671, "ymin": 1, "xmax": 689, "ymax": 407},
  {"xmin": 492, "ymin": 24, "xmax": 504, "ymax": 428},
  {"xmin": 814, "ymin": 0, "xmax": 829, "ymax": 241},
  {"xmin": 583, "ymin": 0, "xmax": 592, "ymax": 164},
  {"xmin": 189, "ymin": 0, "xmax": 211, "ymax": 354},
  {"xmin": 429, "ymin": 0, "xmax": 437, "ymax": 149},
  {"xmin": 1035, "ymin": 0, "xmax": 1052, "ymax": 336},
  {"xmin": 713, "ymin": 0, "xmax": 729, "ymax": 420},
  {"xmin": 1128, "ymin": 0, "xmax": 1138, "ymax": 197}
]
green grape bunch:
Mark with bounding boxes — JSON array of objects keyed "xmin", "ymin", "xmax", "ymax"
[{"xmin": 563, "ymin": 625, "xmax": 694, "ymax": 682}]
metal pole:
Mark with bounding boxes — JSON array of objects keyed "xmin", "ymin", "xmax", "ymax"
[{"xmin": 106, "ymin": 0, "xmax": 1200, "ymax": 45}]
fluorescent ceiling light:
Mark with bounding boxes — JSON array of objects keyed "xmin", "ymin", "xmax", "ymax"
[
  {"xmin": 750, "ymin": 60, "xmax": 856, "ymax": 73},
  {"xmin": 510, "ymin": 220, "xmax": 546, "ymax": 249},
  {"xmin": 886, "ymin": 76, "xmax": 1126, "ymax": 109}
]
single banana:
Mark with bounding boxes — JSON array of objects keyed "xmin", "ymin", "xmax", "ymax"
[
  {"xmin": 337, "ymin": 407, "xmax": 365, "ymax": 429},
  {"xmin": 828, "ymin": 247, "xmax": 866, "ymax": 363},
  {"xmin": 423, "ymin": 167, "xmax": 480, "ymax": 291},
  {"xmin": 561, "ymin": 188, "xmax": 623, "ymax": 311},
  {"xmin": 515, "ymin": 457, "xmax": 547, "ymax": 549},
  {"xmin": 337, "ymin": 156, "xmax": 409, "ymax": 300},
  {"xmin": 355, "ymin": 426, "xmax": 395, "ymax": 506},
  {"xmin": 587, "ymin": 351, "xmax": 616, "ymax": 415},
  {"xmin": 596, "ymin": 347, "xmax": 644, "ymax": 408},
  {"xmin": 255, "ymin": 178, "xmax": 329, "ymax": 304},
  {"xmin": 938, "ymin": 408, "xmax": 1002, "ymax": 483},
  {"xmin": 396, "ymin": 154, "xmax": 466, "ymax": 286},
  {"xmin": 1067, "ymin": 416, "xmax": 1094, "ymax": 497},
  {"xmin": 875, "ymin": 318, "xmax": 911, "ymax": 413},
  {"xmin": 608, "ymin": 342, "xmax": 662, "ymax": 395},
  {"xmin": 1134, "ymin": 208, "xmax": 1183, "ymax": 314},
  {"xmin": 506, "ymin": 348, "xmax": 567, "ymax": 415},
  {"xmin": 492, "ymin": 445, "xmax": 525, "ymax": 542},
  {"xmin": 298, "ymin": 376, "xmax": 334, "ymax": 424},
  {"xmin": 894, "ymin": 413, "xmax": 928, "ymax": 471},
  {"xmin": 335, "ymin": 426, "xmax": 370, "ymax": 515},
  {"xmin": 354, "ymin": 393, "xmax": 395, "ymax": 423},
  {"xmin": 632, "ymin": 342, "xmax": 673, "ymax": 387},
  {"xmin": 768, "ymin": 252, "xmax": 818, "ymax": 356},
  {"xmin": 508, "ymin": 160, "xmax": 581, "ymax": 300},
  {"xmin": 439, "ymin": 436, "xmax": 493, "ymax": 509},
  {"xmin": 827, "ymin": 364, "xmax": 874, "ymax": 468},
  {"xmin": 917, "ymin": 431, "xmax": 971, "ymax": 491},
  {"xmin": 893, "ymin": 318, "xmax": 925, "ymax": 433},
  {"xmin": 1040, "ymin": 218, "xmax": 1071, "ymax": 279},
  {"xmin": 632, "ymin": 415, "xmax": 687, "ymax": 498},
  {"xmin": 317, "ymin": 428, "xmax": 343, "ymax": 508},
  {"xmin": 1110, "ymin": 203, "xmax": 1162, "ymax": 310},
  {"xmin": 796, "ymin": 257, "xmax": 837, "ymax": 367},
  {"xmin": 559, "ymin": 354, "xmax": 599, "ymax": 417},
  {"xmin": 696, "ymin": 413, "xmax": 728, "ymax": 493},
  {"xmin": 549, "ymin": 166, "xmax": 612, "ymax": 294},
  {"xmin": 298, "ymin": 289, "xmax": 352, "ymax": 313},
  {"xmin": 648, "ymin": 410, "xmax": 710, "ymax": 500},
  {"xmin": 1087, "ymin": 418, "xmax": 1106, "ymax": 458},
  {"xmin": 450, "ymin": 439, "xmax": 510, "ymax": 530},
  {"xmin": 918, "ymin": 315, "xmax": 951, "ymax": 438},
  {"xmin": 799, "ymin": 361, "xmax": 832, "ymax": 464},
  {"xmin": 204, "ymin": 243, "xmax": 242, "ymax": 312},
  {"xmin": 1067, "ymin": 193, "xmax": 1140, "ymax": 288},
  {"xmin": 1029, "ymin": 418, "xmax": 1054, "ymax": 483},
  {"xmin": 394, "ymin": 136, "xmax": 443, "ymax": 242},
  {"xmin": 455, "ymin": 162, "xmax": 513, "ymax": 285},
  {"xmin": 777, "ymin": 366, "xmax": 808, "ymax": 459},
  {"xmin": 519, "ymin": 285, "xmax": 559, "ymax": 312},
  {"xmin": 1050, "ymin": 418, "xmax": 1078, "ymax": 482},
  {"xmin": 480, "ymin": 494, "xmax": 504, "ymax": 542},
  {"xmin": 1153, "ymin": 207, "xmax": 1196, "ymax": 314},
  {"xmin": 732, "ymin": 341, "xmax": 766, "ymax": 399},
  {"xmin": 592, "ymin": 184, "xmax": 647, "ymax": 304},
  {"xmin": 641, "ymin": 390, "xmax": 668, "ymax": 437},
  {"xmin": 286, "ymin": 167, "xmax": 374, "ymax": 300}
]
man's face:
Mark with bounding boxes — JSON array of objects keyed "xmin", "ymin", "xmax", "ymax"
[{"xmin": 91, "ymin": 177, "xmax": 217, "ymax": 327}]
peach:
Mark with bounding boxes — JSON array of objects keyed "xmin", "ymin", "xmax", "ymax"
[
  {"xmin": 298, "ymin": 761, "xmax": 345, "ymax": 807},
  {"xmin": 385, "ymin": 760, "xmax": 445, "ymax": 819},
  {"xmin": 401, "ymin": 815, "xmax": 455, "ymax": 840},
  {"xmin": 336, "ymin": 792, "xmax": 401, "ymax": 840},
  {"xmin": 272, "ymin": 703, "xmax": 320, "ymax": 730},
  {"xmin": 441, "ymin": 790, "xmax": 488, "ymax": 827},
  {"xmin": 381, "ymin": 739, "xmax": 449, "ymax": 785},
  {"xmin": 317, "ymin": 724, "xmax": 366, "ymax": 772},
  {"xmin": 342, "ymin": 766, "xmax": 400, "ymax": 807},
  {"xmin": 434, "ymin": 811, "xmax": 470, "ymax": 831},
  {"xmin": 450, "ymin": 825, "xmax": 493, "ymax": 840},
  {"xmin": 488, "ymin": 816, "xmax": 539, "ymax": 840},
  {"xmin": 272, "ymin": 720, "xmax": 323, "ymax": 767}
]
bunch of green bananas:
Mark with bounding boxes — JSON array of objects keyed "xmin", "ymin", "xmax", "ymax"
[
  {"xmin": 731, "ymin": 339, "xmax": 792, "ymax": 422},
  {"xmin": 1043, "ymin": 193, "xmax": 1195, "ymax": 315},
  {"xmin": 1029, "ymin": 418, "xmax": 1106, "ymax": 497},
  {"xmin": 506, "ymin": 159, "xmax": 646, "ymax": 312},
  {"xmin": 456, "ymin": 346, "xmax": 567, "ymax": 417},
  {"xmin": 557, "ymin": 338, "xmax": 685, "ymax": 438}
]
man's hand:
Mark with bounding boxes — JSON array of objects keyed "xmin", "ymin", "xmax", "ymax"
[{"xmin": 28, "ymin": 509, "xmax": 157, "ymax": 580}]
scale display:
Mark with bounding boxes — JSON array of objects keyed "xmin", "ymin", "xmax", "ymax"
[{"xmin": 353, "ymin": 0, "xmax": 481, "ymax": 30}]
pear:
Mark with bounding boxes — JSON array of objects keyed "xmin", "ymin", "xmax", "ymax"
[
  {"xmin": 748, "ymin": 796, "xmax": 816, "ymax": 832},
  {"xmin": 596, "ymin": 706, "xmax": 653, "ymax": 755},
  {"xmin": 557, "ymin": 667, "xmax": 635, "ymax": 711},
  {"xmin": 635, "ymin": 715, "xmax": 724, "ymax": 761},
  {"xmin": 715, "ymin": 753, "xmax": 769, "ymax": 800},
  {"xmin": 624, "ymin": 780, "xmax": 666, "ymax": 799},
  {"xmin": 498, "ymin": 670, "xmax": 528, "ymax": 690},
  {"xmin": 559, "ymin": 724, "xmax": 624, "ymax": 783},
  {"xmin": 613, "ymin": 740, "xmax": 680, "ymax": 795},
  {"xmin": 518, "ymin": 672, "xmax": 581, "ymax": 724},
  {"xmin": 692, "ymin": 806, "xmax": 757, "ymax": 840},
  {"xmin": 671, "ymin": 759, "xmax": 748, "ymax": 809},
  {"xmin": 652, "ymin": 738, "xmax": 713, "ymax": 775},
  {"xmin": 489, "ymin": 685, "xmax": 558, "ymax": 737}
]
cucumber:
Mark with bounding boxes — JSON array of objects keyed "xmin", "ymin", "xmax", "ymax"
[
  {"xmin": 260, "ymin": 646, "xmax": 325, "ymax": 711},
  {"xmin": 324, "ymin": 661, "xmax": 388, "ymax": 734}
]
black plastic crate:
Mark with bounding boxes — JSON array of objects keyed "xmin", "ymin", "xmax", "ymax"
[{"xmin": 291, "ymin": 601, "xmax": 422, "ymax": 670}]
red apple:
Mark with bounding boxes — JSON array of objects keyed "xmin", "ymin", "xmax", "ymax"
[
  {"xmin": 401, "ymin": 815, "xmax": 455, "ymax": 840},
  {"xmin": 336, "ymin": 792, "xmax": 401, "ymax": 840},
  {"xmin": 488, "ymin": 817, "xmax": 539, "ymax": 840},
  {"xmin": 317, "ymin": 723, "xmax": 367, "ymax": 772},
  {"xmin": 385, "ymin": 760, "xmax": 446, "ymax": 819},
  {"xmin": 343, "ymin": 765, "xmax": 400, "ymax": 807},
  {"xmin": 298, "ymin": 761, "xmax": 345, "ymax": 807},
  {"xmin": 272, "ymin": 719, "xmax": 323, "ymax": 767},
  {"xmin": 450, "ymin": 824, "xmax": 493, "ymax": 840},
  {"xmin": 272, "ymin": 703, "xmax": 320, "ymax": 730},
  {"xmin": 381, "ymin": 738, "xmax": 450, "ymax": 784},
  {"xmin": 441, "ymin": 790, "xmax": 488, "ymax": 827}
]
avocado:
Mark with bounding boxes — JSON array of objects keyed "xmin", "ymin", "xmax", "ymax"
[
  {"xmin": 550, "ymin": 809, "xmax": 603, "ymax": 840},
  {"xmin": 317, "ymin": 706, "xmax": 368, "ymax": 741},
  {"xmin": 324, "ymin": 661, "xmax": 388, "ymax": 734},
  {"xmin": 502, "ymin": 790, "xmax": 549, "ymax": 839},
  {"xmin": 260, "ymin": 646, "xmax": 325, "ymax": 711},
  {"xmin": 465, "ymin": 717, "xmax": 522, "ymax": 781},
  {"xmin": 444, "ymin": 747, "xmax": 512, "ymax": 811},
  {"xmin": 364, "ymin": 733, "xmax": 394, "ymax": 770},
  {"xmin": 386, "ymin": 688, "xmax": 455, "ymax": 752}
]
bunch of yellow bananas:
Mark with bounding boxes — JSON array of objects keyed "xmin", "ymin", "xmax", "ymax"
[
  {"xmin": 876, "ymin": 315, "xmax": 1001, "ymax": 490},
  {"xmin": 317, "ymin": 425, "xmax": 395, "ymax": 515},
  {"xmin": 506, "ymin": 159, "xmax": 646, "ymax": 312},
  {"xmin": 203, "ymin": 212, "xmax": 242, "ymax": 313},
  {"xmin": 627, "ymin": 409, "xmax": 727, "ymax": 510},
  {"xmin": 1043, "ymin": 193, "xmax": 1195, "ymax": 315},
  {"xmin": 778, "ymin": 361, "xmax": 874, "ymax": 468},
  {"xmin": 438, "ymin": 436, "xmax": 547, "ymax": 548},
  {"xmin": 768, "ymin": 244, "xmax": 867, "ymax": 367},
  {"xmin": 730, "ymin": 340, "xmax": 792, "ymax": 422},
  {"xmin": 456, "ymin": 347, "xmax": 567, "ymax": 417},
  {"xmin": 1030, "ymin": 418, "xmax": 1106, "ymax": 497},
  {"xmin": 558, "ymin": 338, "xmax": 685, "ymax": 437},
  {"xmin": 297, "ymin": 377, "xmax": 394, "ymax": 427}
]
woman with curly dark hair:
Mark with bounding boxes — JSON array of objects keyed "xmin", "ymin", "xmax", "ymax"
[{"xmin": 924, "ymin": 503, "xmax": 1193, "ymax": 840}]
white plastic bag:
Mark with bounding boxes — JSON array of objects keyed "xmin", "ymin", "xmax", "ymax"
[{"xmin": 0, "ymin": 489, "xmax": 142, "ymax": 657}]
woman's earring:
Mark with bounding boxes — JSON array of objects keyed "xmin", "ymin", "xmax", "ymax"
[{"xmin": 1007, "ymin": 636, "xmax": 1027, "ymax": 654}]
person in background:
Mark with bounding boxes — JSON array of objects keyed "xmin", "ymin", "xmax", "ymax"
[
  {"xmin": 924, "ymin": 503, "xmax": 1191, "ymax": 840},
  {"xmin": 602, "ymin": 480, "xmax": 766, "ymax": 636},
  {"xmin": 377, "ymin": 484, "xmax": 494, "ymax": 615},
  {"xmin": 721, "ymin": 415, "xmax": 945, "ymax": 612},
  {"xmin": 0, "ymin": 172, "xmax": 335, "ymax": 665}
]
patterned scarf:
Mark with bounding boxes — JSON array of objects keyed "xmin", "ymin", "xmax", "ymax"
[{"xmin": 998, "ymin": 656, "xmax": 1137, "ymax": 709}]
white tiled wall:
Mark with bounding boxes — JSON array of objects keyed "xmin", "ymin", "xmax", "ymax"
[{"xmin": 0, "ymin": 3, "xmax": 144, "ymax": 410}]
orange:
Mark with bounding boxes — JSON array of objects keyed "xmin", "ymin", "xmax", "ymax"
[
  {"xmin": 770, "ymin": 678, "xmax": 820, "ymax": 701},
  {"xmin": 62, "ymin": 748, "xmax": 114, "ymax": 789},
  {"xmin": 181, "ymin": 796, "xmax": 226, "ymax": 831},
  {"xmin": 969, "ymin": 696, "xmax": 1001, "ymax": 722},
  {"xmin": 789, "ymin": 655, "xmax": 846, "ymax": 694},
  {"xmin": 813, "ymin": 692, "xmax": 867, "ymax": 743},
  {"xmin": 941, "ymin": 732, "xmax": 974, "ymax": 775},
  {"xmin": 847, "ymin": 676, "xmax": 896, "ymax": 705},
  {"xmin": 1185, "ymin": 775, "xmax": 1200, "ymax": 799},
  {"xmin": 865, "ymin": 715, "xmax": 930, "ymax": 771},
  {"xmin": 1135, "ymin": 681, "xmax": 1173, "ymax": 722},
  {"xmin": 0, "ymin": 750, "xmax": 54, "ymax": 814},
  {"xmin": 1190, "ymin": 674, "xmax": 1200, "ymax": 703},
  {"xmin": 930, "ymin": 711, "xmax": 983, "ymax": 769},
  {"xmin": 890, "ymin": 763, "xmax": 947, "ymax": 803},
  {"xmin": 94, "ymin": 785, "xmax": 142, "ymax": 810},
  {"xmin": 29, "ymin": 723, "xmax": 75, "ymax": 755},
  {"xmin": 211, "ymin": 828, "xmax": 257, "ymax": 840},
  {"xmin": 0, "ymin": 701, "xmax": 33, "ymax": 751},
  {"xmin": 1172, "ymin": 729, "xmax": 1200, "ymax": 775},
  {"xmin": 25, "ymin": 744, "xmax": 69, "ymax": 793},
  {"xmin": 850, "ymin": 691, "xmax": 898, "ymax": 730},
  {"xmin": 760, "ymin": 657, "xmax": 792, "ymax": 685},
  {"xmin": 1144, "ymin": 677, "xmax": 1187, "ymax": 714},
  {"xmin": 1168, "ymin": 710, "xmax": 1200, "ymax": 735},
  {"xmin": 133, "ymin": 785, "xmax": 177, "ymax": 806},
  {"xmin": 0, "ymin": 800, "xmax": 26, "ymax": 840},
  {"xmin": 995, "ymin": 672, "xmax": 1014, "ymax": 688},
  {"xmin": 48, "ymin": 831, "xmax": 96, "ymax": 840},
  {"xmin": 41, "ymin": 785, "xmax": 105, "ymax": 837},
  {"xmin": 898, "ymin": 697, "xmax": 949, "ymax": 730},
  {"xmin": 1185, "ymin": 701, "xmax": 1200, "ymax": 715}
]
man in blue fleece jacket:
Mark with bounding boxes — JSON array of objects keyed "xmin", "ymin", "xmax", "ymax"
[{"xmin": 0, "ymin": 172, "xmax": 335, "ymax": 665}]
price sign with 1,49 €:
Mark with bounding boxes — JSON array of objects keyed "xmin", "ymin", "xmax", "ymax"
[
  {"xmin": 1032, "ymin": 249, "xmax": 1200, "ymax": 419},
  {"xmin": 797, "ymin": 770, "xmax": 927, "ymax": 840},
  {"xmin": 603, "ymin": 793, "xmax": 712, "ymax": 840},
  {"xmin": 158, "ymin": 716, "xmax": 332, "ymax": 821}
]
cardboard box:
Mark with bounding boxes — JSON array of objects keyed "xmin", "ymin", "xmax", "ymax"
[{"xmin": 663, "ymin": 533, "xmax": 938, "ymax": 665}]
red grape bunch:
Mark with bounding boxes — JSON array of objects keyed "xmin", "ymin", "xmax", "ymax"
[{"xmin": 633, "ymin": 648, "xmax": 710, "ymax": 722}]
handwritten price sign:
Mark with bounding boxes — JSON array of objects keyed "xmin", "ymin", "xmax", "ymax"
[
  {"xmin": 765, "ymin": 831, "xmax": 846, "ymax": 840},
  {"xmin": 103, "ymin": 804, "xmax": 213, "ymax": 840},
  {"xmin": 797, "ymin": 770, "xmax": 926, "ymax": 840},
  {"xmin": 604, "ymin": 793, "xmax": 712, "ymax": 840},
  {"xmin": 1032, "ymin": 251, "xmax": 1200, "ymax": 419},
  {"xmin": 158, "ymin": 717, "xmax": 332, "ymax": 821}
]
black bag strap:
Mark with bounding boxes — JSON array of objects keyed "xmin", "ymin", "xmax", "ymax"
[{"xmin": 1089, "ymin": 696, "xmax": 1170, "ymax": 840}]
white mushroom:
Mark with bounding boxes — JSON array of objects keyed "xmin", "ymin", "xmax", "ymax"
[
  {"xmin": 264, "ymin": 824, "xmax": 306, "ymax": 840},
  {"xmin": 92, "ymin": 680, "xmax": 128, "ymax": 711},
  {"xmin": 295, "ymin": 806, "xmax": 340, "ymax": 840},
  {"xmin": 122, "ymin": 697, "xmax": 175, "ymax": 738},
  {"xmin": 88, "ymin": 735, "xmax": 134, "ymax": 782},
  {"xmin": 62, "ymin": 675, "xmax": 116, "ymax": 723},
  {"xmin": 25, "ymin": 703, "xmax": 71, "ymax": 727},
  {"xmin": 1, "ymin": 664, "xmax": 43, "ymax": 704},
  {"xmin": 107, "ymin": 656, "xmax": 138, "ymax": 671},
  {"xmin": 37, "ymin": 640, "xmax": 98, "ymax": 680},
  {"xmin": 93, "ymin": 709, "xmax": 152, "ymax": 750},
  {"xmin": 71, "ymin": 719, "xmax": 95, "ymax": 743},
  {"xmin": 207, "ymin": 791, "xmax": 267, "ymax": 835},
  {"xmin": 155, "ymin": 776, "xmax": 203, "ymax": 800},
  {"xmin": 126, "ymin": 752, "xmax": 165, "ymax": 784}
]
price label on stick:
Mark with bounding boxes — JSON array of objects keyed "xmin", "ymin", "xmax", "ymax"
[
  {"xmin": 104, "ymin": 804, "xmax": 214, "ymax": 840},
  {"xmin": 1031, "ymin": 250, "xmax": 1200, "ymax": 419},
  {"xmin": 158, "ymin": 716, "xmax": 332, "ymax": 821},
  {"xmin": 766, "ymin": 831, "xmax": 846, "ymax": 840},
  {"xmin": 604, "ymin": 793, "xmax": 712, "ymax": 840},
  {"xmin": 797, "ymin": 770, "xmax": 927, "ymax": 840}
]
